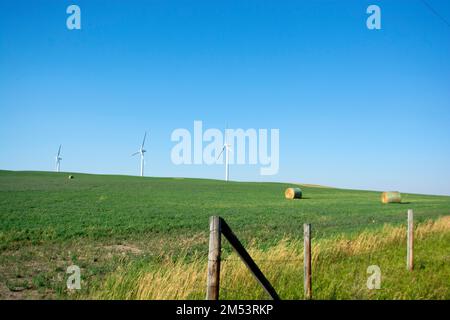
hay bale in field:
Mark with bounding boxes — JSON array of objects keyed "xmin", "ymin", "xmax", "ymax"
[
  {"xmin": 68, "ymin": 175, "xmax": 74, "ymax": 180},
  {"xmin": 381, "ymin": 191, "xmax": 401, "ymax": 204},
  {"xmin": 285, "ymin": 187, "xmax": 302, "ymax": 200}
]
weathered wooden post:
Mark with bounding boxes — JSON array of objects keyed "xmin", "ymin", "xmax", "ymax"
[
  {"xmin": 304, "ymin": 223, "xmax": 312, "ymax": 300},
  {"xmin": 206, "ymin": 216, "xmax": 221, "ymax": 300},
  {"xmin": 407, "ymin": 209, "xmax": 414, "ymax": 271}
]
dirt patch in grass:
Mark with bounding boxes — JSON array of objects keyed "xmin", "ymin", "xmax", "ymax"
[{"xmin": 104, "ymin": 245, "xmax": 143, "ymax": 255}]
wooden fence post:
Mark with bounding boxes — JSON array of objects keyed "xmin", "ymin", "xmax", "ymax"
[
  {"xmin": 206, "ymin": 216, "xmax": 221, "ymax": 300},
  {"xmin": 304, "ymin": 223, "xmax": 312, "ymax": 300},
  {"xmin": 407, "ymin": 209, "xmax": 414, "ymax": 271}
]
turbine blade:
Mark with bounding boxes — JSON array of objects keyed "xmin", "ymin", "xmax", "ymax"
[
  {"xmin": 141, "ymin": 132, "xmax": 147, "ymax": 148},
  {"xmin": 57, "ymin": 145, "xmax": 62, "ymax": 157},
  {"xmin": 132, "ymin": 151, "xmax": 140, "ymax": 156},
  {"xmin": 217, "ymin": 146, "xmax": 225, "ymax": 160}
]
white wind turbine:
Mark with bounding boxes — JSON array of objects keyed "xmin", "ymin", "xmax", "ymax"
[
  {"xmin": 132, "ymin": 132, "xmax": 147, "ymax": 177},
  {"xmin": 55, "ymin": 145, "xmax": 62, "ymax": 172},
  {"xmin": 217, "ymin": 129, "xmax": 232, "ymax": 182}
]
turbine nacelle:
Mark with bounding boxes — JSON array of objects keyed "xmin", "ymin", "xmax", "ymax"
[{"xmin": 217, "ymin": 144, "xmax": 232, "ymax": 160}]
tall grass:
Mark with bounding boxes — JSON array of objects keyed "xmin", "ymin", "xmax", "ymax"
[{"xmin": 86, "ymin": 217, "xmax": 450, "ymax": 300}]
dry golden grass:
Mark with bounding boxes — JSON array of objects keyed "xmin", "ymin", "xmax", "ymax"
[{"xmin": 321, "ymin": 215, "xmax": 450, "ymax": 258}]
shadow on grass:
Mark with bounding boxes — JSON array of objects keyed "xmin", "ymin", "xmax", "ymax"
[{"xmin": 384, "ymin": 202, "xmax": 412, "ymax": 205}]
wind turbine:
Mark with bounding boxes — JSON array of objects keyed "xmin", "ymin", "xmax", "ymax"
[
  {"xmin": 132, "ymin": 132, "xmax": 147, "ymax": 177},
  {"xmin": 55, "ymin": 145, "xmax": 62, "ymax": 172},
  {"xmin": 217, "ymin": 129, "xmax": 232, "ymax": 182}
]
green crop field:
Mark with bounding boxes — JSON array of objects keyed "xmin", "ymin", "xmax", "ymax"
[{"xmin": 1, "ymin": 170, "xmax": 449, "ymax": 299}]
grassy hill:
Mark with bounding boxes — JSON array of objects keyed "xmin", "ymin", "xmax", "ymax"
[
  {"xmin": 1, "ymin": 170, "xmax": 449, "ymax": 245},
  {"xmin": 0, "ymin": 170, "xmax": 449, "ymax": 299}
]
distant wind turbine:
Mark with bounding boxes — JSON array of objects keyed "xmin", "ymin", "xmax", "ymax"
[
  {"xmin": 55, "ymin": 145, "xmax": 62, "ymax": 172},
  {"xmin": 132, "ymin": 132, "xmax": 147, "ymax": 177},
  {"xmin": 217, "ymin": 128, "xmax": 232, "ymax": 182}
]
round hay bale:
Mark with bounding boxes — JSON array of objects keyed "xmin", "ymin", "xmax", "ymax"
[
  {"xmin": 381, "ymin": 191, "xmax": 401, "ymax": 204},
  {"xmin": 68, "ymin": 175, "xmax": 74, "ymax": 180},
  {"xmin": 285, "ymin": 187, "xmax": 302, "ymax": 200}
]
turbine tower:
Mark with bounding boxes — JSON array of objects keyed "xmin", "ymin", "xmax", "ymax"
[
  {"xmin": 55, "ymin": 145, "xmax": 62, "ymax": 172},
  {"xmin": 132, "ymin": 132, "xmax": 147, "ymax": 177},
  {"xmin": 217, "ymin": 130, "xmax": 232, "ymax": 182}
]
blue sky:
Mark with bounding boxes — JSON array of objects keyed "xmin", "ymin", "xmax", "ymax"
[{"xmin": 1, "ymin": 0, "xmax": 449, "ymax": 195}]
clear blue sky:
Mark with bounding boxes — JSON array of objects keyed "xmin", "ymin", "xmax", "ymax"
[{"xmin": 1, "ymin": 0, "xmax": 449, "ymax": 195}]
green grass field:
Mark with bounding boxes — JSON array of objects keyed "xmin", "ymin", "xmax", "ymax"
[{"xmin": 1, "ymin": 170, "xmax": 449, "ymax": 299}]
